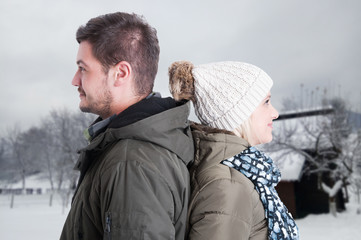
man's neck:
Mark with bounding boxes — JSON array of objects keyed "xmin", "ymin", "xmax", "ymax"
[{"xmin": 104, "ymin": 93, "xmax": 148, "ymax": 119}]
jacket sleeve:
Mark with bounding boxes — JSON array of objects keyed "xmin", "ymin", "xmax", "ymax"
[
  {"xmin": 98, "ymin": 149, "xmax": 177, "ymax": 240},
  {"xmin": 188, "ymin": 177, "xmax": 256, "ymax": 240}
]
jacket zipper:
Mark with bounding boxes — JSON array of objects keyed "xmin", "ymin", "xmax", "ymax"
[{"xmin": 105, "ymin": 212, "xmax": 111, "ymax": 240}]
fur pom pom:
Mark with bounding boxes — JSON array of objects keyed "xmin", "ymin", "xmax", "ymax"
[{"xmin": 168, "ymin": 61, "xmax": 195, "ymax": 101}]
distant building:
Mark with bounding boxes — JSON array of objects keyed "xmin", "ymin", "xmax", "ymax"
[
  {"xmin": 268, "ymin": 107, "xmax": 360, "ymax": 218},
  {"xmin": 0, "ymin": 175, "xmax": 52, "ymax": 195},
  {"xmin": 271, "ymin": 149, "xmax": 346, "ymax": 219}
]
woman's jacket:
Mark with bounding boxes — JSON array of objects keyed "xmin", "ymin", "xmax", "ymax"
[{"xmin": 187, "ymin": 124, "xmax": 268, "ymax": 240}]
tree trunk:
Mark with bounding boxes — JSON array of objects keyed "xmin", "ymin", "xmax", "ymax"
[
  {"xmin": 21, "ymin": 171, "xmax": 26, "ymax": 195},
  {"xmin": 343, "ymin": 179, "xmax": 349, "ymax": 203},
  {"xmin": 10, "ymin": 193, "xmax": 15, "ymax": 209},
  {"xmin": 357, "ymin": 186, "xmax": 361, "ymax": 215},
  {"xmin": 329, "ymin": 197, "xmax": 337, "ymax": 217},
  {"xmin": 49, "ymin": 191, "xmax": 53, "ymax": 207}
]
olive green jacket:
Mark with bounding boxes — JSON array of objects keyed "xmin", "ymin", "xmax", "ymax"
[
  {"xmin": 60, "ymin": 100, "xmax": 194, "ymax": 240},
  {"xmin": 187, "ymin": 124, "xmax": 267, "ymax": 240}
]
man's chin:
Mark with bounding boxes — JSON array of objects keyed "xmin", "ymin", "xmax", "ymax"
[{"xmin": 79, "ymin": 104, "xmax": 91, "ymax": 113}]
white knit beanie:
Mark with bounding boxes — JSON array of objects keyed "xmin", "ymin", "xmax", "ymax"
[{"xmin": 192, "ymin": 61, "xmax": 273, "ymax": 131}]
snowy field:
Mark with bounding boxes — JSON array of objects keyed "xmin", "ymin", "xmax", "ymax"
[{"xmin": 0, "ymin": 193, "xmax": 360, "ymax": 239}]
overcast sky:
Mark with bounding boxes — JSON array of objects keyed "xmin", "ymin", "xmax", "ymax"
[{"xmin": 1, "ymin": 0, "xmax": 360, "ymax": 133}]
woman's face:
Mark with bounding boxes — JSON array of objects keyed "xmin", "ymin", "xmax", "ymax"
[{"xmin": 248, "ymin": 91, "xmax": 279, "ymax": 145}]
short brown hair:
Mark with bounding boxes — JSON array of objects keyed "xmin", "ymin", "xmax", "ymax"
[{"xmin": 76, "ymin": 12, "xmax": 160, "ymax": 96}]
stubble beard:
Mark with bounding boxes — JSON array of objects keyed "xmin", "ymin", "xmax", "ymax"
[{"xmin": 79, "ymin": 77, "xmax": 113, "ymax": 119}]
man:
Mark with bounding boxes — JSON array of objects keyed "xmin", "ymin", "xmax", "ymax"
[{"xmin": 60, "ymin": 12, "xmax": 194, "ymax": 240}]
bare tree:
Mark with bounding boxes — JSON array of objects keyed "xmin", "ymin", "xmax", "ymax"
[
  {"xmin": 342, "ymin": 129, "xmax": 361, "ymax": 213},
  {"xmin": 1, "ymin": 107, "xmax": 94, "ymax": 209},
  {"xmin": 0, "ymin": 137, "xmax": 11, "ymax": 181},
  {"xmin": 42, "ymin": 108, "xmax": 94, "ymax": 209},
  {"xmin": 6, "ymin": 127, "xmax": 31, "ymax": 193},
  {"xmin": 269, "ymin": 96, "xmax": 361, "ymax": 215},
  {"xmin": 3, "ymin": 124, "xmax": 57, "ymax": 195}
]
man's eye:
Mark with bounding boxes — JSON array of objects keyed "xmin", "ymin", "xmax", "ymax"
[{"xmin": 79, "ymin": 67, "xmax": 85, "ymax": 72}]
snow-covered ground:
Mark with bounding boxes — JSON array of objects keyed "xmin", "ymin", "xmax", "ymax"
[
  {"xmin": 296, "ymin": 198, "xmax": 361, "ymax": 239},
  {"xmin": 0, "ymin": 193, "xmax": 360, "ymax": 239},
  {"xmin": 0, "ymin": 194, "xmax": 69, "ymax": 240}
]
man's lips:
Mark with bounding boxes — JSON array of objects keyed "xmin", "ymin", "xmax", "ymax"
[{"xmin": 78, "ymin": 88, "xmax": 86, "ymax": 97}]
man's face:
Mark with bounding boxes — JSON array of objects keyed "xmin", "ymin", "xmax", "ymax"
[{"xmin": 72, "ymin": 41, "xmax": 113, "ymax": 118}]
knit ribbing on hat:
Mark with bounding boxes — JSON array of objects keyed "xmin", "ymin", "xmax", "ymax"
[{"xmin": 192, "ymin": 62, "xmax": 273, "ymax": 131}]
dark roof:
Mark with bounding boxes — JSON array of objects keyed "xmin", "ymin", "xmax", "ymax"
[{"xmin": 275, "ymin": 108, "xmax": 334, "ymax": 121}]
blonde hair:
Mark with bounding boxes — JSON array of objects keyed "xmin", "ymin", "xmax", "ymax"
[{"xmin": 233, "ymin": 117, "xmax": 253, "ymax": 144}]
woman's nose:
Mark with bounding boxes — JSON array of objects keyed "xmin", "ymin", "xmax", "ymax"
[{"xmin": 272, "ymin": 105, "xmax": 279, "ymax": 120}]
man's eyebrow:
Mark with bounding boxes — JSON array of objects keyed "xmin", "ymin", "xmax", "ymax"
[{"xmin": 76, "ymin": 60, "xmax": 88, "ymax": 67}]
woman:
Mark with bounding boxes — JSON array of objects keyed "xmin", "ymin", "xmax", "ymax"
[{"xmin": 168, "ymin": 61, "xmax": 299, "ymax": 240}]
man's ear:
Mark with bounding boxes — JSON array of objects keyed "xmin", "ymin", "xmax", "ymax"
[{"xmin": 113, "ymin": 61, "xmax": 132, "ymax": 87}]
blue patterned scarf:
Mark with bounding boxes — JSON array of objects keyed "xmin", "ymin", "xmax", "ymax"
[{"xmin": 221, "ymin": 147, "xmax": 299, "ymax": 240}]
